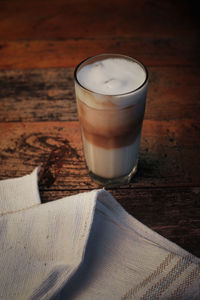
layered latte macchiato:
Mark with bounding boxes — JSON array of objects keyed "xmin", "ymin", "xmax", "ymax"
[{"xmin": 74, "ymin": 54, "xmax": 148, "ymax": 186}]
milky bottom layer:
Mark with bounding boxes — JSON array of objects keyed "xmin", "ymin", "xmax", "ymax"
[{"xmin": 82, "ymin": 133, "xmax": 141, "ymax": 179}]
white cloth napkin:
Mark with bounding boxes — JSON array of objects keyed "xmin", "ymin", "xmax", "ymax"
[{"xmin": 0, "ymin": 169, "xmax": 199, "ymax": 300}]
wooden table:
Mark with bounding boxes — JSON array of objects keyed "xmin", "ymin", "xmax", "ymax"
[{"xmin": 0, "ymin": 0, "xmax": 199, "ymax": 257}]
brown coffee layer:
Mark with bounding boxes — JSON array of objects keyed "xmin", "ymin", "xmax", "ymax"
[
  {"xmin": 77, "ymin": 98, "xmax": 145, "ymax": 149},
  {"xmin": 82, "ymin": 126, "xmax": 142, "ymax": 149}
]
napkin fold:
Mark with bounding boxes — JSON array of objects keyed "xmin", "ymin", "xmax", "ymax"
[
  {"xmin": 0, "ymin": 167, "xmax": 40, "ymax": 215},
  {"xmin": 0, "ymin": 169, "xmax": 199, "ymax": 300}
]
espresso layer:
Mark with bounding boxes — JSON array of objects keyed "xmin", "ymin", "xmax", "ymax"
[{"xmin": 77, "ymin": 97, "xmax": 144, "ymax": 149}]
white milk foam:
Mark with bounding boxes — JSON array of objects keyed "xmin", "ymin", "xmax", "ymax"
[{"xmin": 77, "ymin": 57, "xmax": 146, "ymax": 95}]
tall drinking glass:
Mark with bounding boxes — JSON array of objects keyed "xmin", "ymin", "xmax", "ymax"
[{"xmin": 74, "ymin": 54, "xmax": 148, "ymax": 186}]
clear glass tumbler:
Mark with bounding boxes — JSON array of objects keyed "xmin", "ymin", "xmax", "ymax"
[{"xmin": 74, "ymin": 54, "xmax": 148, "ymax": 186}]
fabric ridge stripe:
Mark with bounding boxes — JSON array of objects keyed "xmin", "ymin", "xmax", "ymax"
[
  {"xmin": 168, "ymin": 265, "xmax": 200, "ymax": 300},
  {"xmin": 141, "ymin": 255, "xmax": 194, "ymax": 300},
  {"xmin": 121, "ymin": 253, "xmax": 176, "ymax": 300}
]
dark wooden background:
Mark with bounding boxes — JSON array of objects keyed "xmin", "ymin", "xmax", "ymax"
[{"xmin": 0, "ymin": 0, "xmax": 199, "ymax": 257}]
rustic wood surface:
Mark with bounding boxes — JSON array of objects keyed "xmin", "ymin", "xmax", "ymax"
[{"xmin": 0, "ymin": 0, "xmax": 199, "ymax": 257}]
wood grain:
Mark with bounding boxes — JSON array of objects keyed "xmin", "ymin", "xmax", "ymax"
[
  {"xmin": 0, "ymin": 67, "xmax": 200, "ymax": 121},
  {"xmin": 0, "ymin": 121, "xmax": 199, "ymax": 188},
  {"xmin": 111, "ymin": 187, "xmax": 200, "ymax": 258},
  {"xmin": 0, "ymin": 34, "xmax": 199, "ymax": 69},
  {"xmin": 0, "ymin": 0, "xmax": 198, "ymax": 40}
]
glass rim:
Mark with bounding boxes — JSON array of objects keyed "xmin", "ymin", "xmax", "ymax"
[{"xmin": 74, "ymin": 53, "xmax": 148, "ymax": 97}]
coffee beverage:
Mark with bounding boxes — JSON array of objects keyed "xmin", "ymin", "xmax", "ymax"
[{"xmin": 74, "ymin": 54, "xmax": 148, "ymax": 185}]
